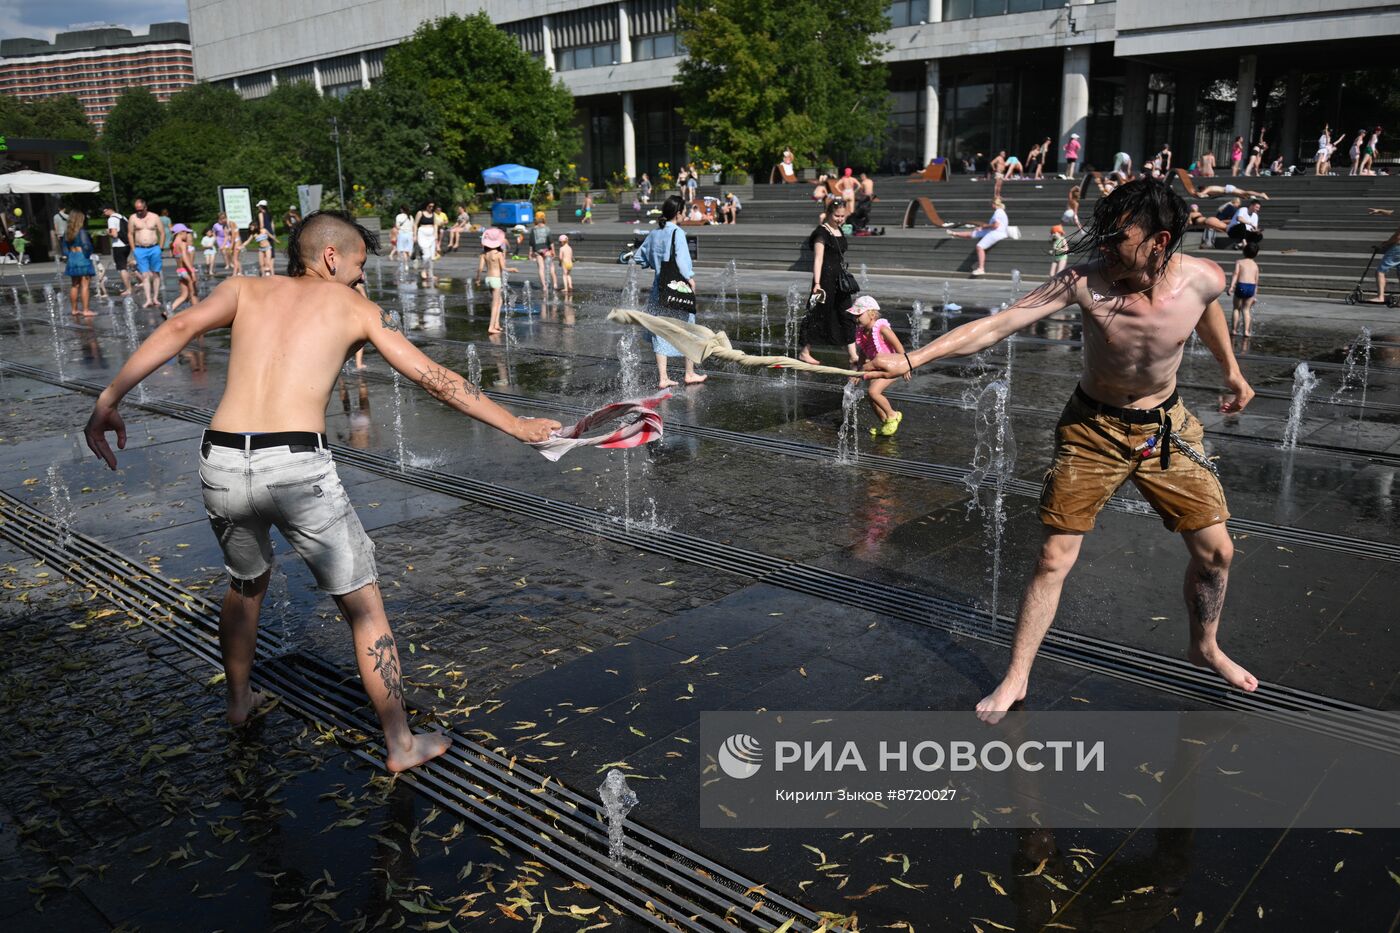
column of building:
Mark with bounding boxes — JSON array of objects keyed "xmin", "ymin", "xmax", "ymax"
[
  {"xmin": 1233, "ymin": 53, "xmax": 1256, "ymax": 147},
  {"xmin": 1119, "ymin": 60, "xmax": 1149, "ymax": 164},
  {"xmin": 920, "ymin": 2, "xmax": 943, "ymax": 166},
  {"xmin": 619, "ymin": 3, "xmax": 636, "ymax": 181},
  {"xmin": 1058, "ymin": 0, "xmax": 1093, "ymax": 165}
]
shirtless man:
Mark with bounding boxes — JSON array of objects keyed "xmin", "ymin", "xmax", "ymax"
[
  {"xmin": 128, "ymin": 198, "xmax": 165, "ymax": 309},
  {"xmin": 866, "ymin": 178, "xmax": 1258, "ymax": 721},
  {"xmin": 834, "ymin": 168, "xmax": 860, "ymax": 212},
  {"xmin": 84, "ymin": 211, "xmax": 561, "ymax": 771}
]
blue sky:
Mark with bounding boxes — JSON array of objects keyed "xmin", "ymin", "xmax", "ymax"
[{"xmin": 0, "ymin": 0, "xmax": 187, "ymax": 41}]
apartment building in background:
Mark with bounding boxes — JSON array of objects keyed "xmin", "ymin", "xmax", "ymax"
[{"xmin": 0, "ymin": 23, "xmax": 194, "ymax": 131}]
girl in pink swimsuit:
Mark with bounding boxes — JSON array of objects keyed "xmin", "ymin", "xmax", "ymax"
[{"xmin": 849, "ymin": 295, "xmax": 910, "ymax": 436}]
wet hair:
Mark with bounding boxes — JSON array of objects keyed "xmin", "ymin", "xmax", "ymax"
[
  {"xmin": 1242, "ymin": 241, "xmax": 1260, "ymax": 259},
  {"xmin": 286, "ymin": 210, "xmax": 379, "ymax": 277},
  {"xmin": 1070, "ymin": 176, "xmax": 1188, "ymax": 263},
  {"xmin": 660, "ymin": 194, "xmax": 684, "ymax": 222}
]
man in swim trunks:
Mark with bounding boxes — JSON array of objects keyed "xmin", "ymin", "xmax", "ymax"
[
  {"xmin": 84, "ymin": 211, "xmax": 561, "ymax": 771},
  {"xmin": 128, "ymin": 198, "xmax": 165, "ymax": 309},
  {"xmin": 865, "ymin": 178, "xmax": 1258, "ymax": 721}
]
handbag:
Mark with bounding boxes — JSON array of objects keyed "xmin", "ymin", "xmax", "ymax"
[{"xmin": 656, "ymin": 229, "xmax": 696, "ymax": 319}]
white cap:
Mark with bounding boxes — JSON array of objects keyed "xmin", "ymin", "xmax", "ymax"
[
  {"xmin": 847, "ymin": 294, "xmax": 880, "ymax": 315},
  {"xmin": 1070, "ymin": 133, "xmax": 1080, "ymax": 139},
  {"xmin": 257, "ymin": 199, "xmax": 268, "ymax": 206}
]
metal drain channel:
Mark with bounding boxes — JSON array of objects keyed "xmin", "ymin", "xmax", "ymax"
[
  {"xmin": 5, "ymin": 363, "xmax": 1396, "ymax": 754},
  {"xmin": 0, "ymin": 493, "xmax": 822, "ymax": 931}
]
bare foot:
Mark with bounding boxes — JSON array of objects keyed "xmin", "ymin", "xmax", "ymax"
[
  {"xmin": 684, "ymin": 373, "xmax": 708, "ymax": 384},
  {"xmin": 1188, "ymin": 643, "xmax": 1259, "ymax": 692},
  {"xmin": 227, "ymin": 688, "xmax": 275, "ymax": 725},
  {"xmin": 386, "ymin": 731, "xmax": 452, "ymax": 772},
  {"xmin": 797, "ymin": 351, "xmax": 820, "ymax": 365},
  {"xmin": 487, "ymin": 327, "xmax": 503, "ymax": 335},
  {"xmin": 82, "ymin": 309, "xmax": 96, "ymax": 317},
  {"xmin": 975, "ymin": 678, "xmax": 1027, "ymax": 724},
  {"xmin": 658, "ymin": 377, "xmax": 679, "ymax": 389}
]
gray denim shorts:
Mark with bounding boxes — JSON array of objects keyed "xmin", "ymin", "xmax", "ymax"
[{"xmin": 198, "ymin": 440, "xmax": 377, "ymax": 595}]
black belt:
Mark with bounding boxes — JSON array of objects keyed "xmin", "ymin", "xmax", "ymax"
[
  {"xmin": 202, "ymin": 429, "xmax": 326, "ymax": 452},
  {"xmin": 1074, "ymin": 385, "xmax": 1178, "ymax": 424},
  {"xmin": 1073, "ymin": 385, "xmax": 1178, "ymax": 469}
]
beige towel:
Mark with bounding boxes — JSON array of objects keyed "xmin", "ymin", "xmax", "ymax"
[{"xmin": 607, "ymin": 308, "xmax": 864, "ymax": 377}]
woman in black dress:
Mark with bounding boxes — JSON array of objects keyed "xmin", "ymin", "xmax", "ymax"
[{"xmin": 798, "ymin": 199, "xmax": 858, "ymax": 365}]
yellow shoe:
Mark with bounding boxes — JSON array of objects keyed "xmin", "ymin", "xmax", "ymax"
[{"xmin": 880, "ymin": 413, "xmax": 902, "ymax": 436}]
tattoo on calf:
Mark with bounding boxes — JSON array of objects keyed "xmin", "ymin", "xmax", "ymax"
[
  {"xmin": 368, "ymin": 633, "xmax": 405, "ymax": 708},
  {"xmin": 1191, "ymin": 567, "xmax": 1227, "ymax": 625}
]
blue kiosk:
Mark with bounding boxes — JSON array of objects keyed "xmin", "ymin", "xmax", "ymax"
[{"xmin": 483, "ymin": 163, "xmax": 540, "ymax": 227}]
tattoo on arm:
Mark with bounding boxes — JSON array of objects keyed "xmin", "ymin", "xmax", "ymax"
[
  {"xmin": 416, "ymin": 365, "xmax": 480, "ymax": 402},
  {"xmin": 379, "ymin": 305, "xmax": 402, "ymax": 332},
  {"xmin": 368, "ymin": 633, "xmax": 406, "ymax": 709}
]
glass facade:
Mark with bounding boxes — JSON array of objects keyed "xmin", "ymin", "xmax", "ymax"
[
  {"xmin": 556, "ymin": 41, "xmax": 620, "ymax": 71},
  {"xmin": 882, "ymin": 71, "xmax": 926, "ymax": 172},
  {"xmin": 886, "ymin": 1, "xmax": 931, "ymax": 27},
  {"xmin": 939, "ymin": 65, "xmax": 1060, "ymax": 170},
  {"xmin": 944, "ymin": 0, "xmax": 1063, "ymax": 19},
  {"xmin": 632, "ymin": 32, "xmax": 679, "ymax": 61}
]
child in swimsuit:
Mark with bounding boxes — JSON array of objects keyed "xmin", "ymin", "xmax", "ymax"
[
  {"xmin": 201, "ymin": 229, "xmax": 217, "ymax": 276},
  {"xmin": 556, "ymin": 234, "xmax": 574, "ymax": 296},
  {"xmin": 1229, "ymin": 241, "xmax": 1260, "ymax": 337},
  {"xmin": 240, "ymin": 221, "xmax": 274, "ymax": 277},
  {"xmin": 169, "ymin": 225, "xmax": 200, "ymax": 316},
  {"xmin": 848, "ymin": 295, "xmax": 910, "ymax": 436},
  {"xmin": 476, "ymin": 227, "xmax": 517, "ymax": 336}
]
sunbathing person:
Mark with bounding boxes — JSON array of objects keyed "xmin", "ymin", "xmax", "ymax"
[{"xmin": 1175, "ymin": 169, "xmax": 1270, "ymax": 201}]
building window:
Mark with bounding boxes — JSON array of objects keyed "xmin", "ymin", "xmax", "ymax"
[
  {"xmin": 556, "ymin": 42, "xmax": 619, "ymax": 71},
  {"xmin": 632, "ymin": 32, "xmax": 679, "ymax": 61},
  {"xmin": 887, "ymin": 1, "xmax": 930, "ymax": 27},
  {"xmin": 323, "ymin": 81, "xmax": 360, "ymax": 99},
  {"xmin": 944, "ymin": 0, "xmax": 1062, "ymax": 18}
]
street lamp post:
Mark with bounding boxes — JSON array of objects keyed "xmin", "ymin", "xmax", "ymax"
[{"xmin": 330, "ymin": 116, "xmax": 346, "ymax": 209}]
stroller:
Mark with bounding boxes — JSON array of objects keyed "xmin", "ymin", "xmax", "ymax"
[{"xmin": 1343, "ymin": 247, "xmax": 1399, "ymax": 307}]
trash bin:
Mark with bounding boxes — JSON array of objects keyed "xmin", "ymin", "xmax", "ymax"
[{"xmin": 491, "ymin": 200, "xmax": 534, "ymax": 226}]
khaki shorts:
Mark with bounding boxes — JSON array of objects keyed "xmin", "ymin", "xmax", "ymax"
[
  {"xmin": 198, "ymin": 440, "xmax": 377, "ymax": 594},
  {"xmin": 1039, "ymin": 390, "xmax": 1229, "ymax": 534}
]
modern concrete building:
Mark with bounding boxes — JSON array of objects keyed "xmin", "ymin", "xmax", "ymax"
[
  {"xmin": 0, "ymin": 23, "xmax": 195, "ymax": 131},
  {"xmin": 188, "ymin": 0, "xmax": 1398, "ymax": 181}
]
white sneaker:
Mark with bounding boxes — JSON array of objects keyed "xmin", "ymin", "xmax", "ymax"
[{"xmin": 971, "ymin": 268, "xmax": 985, "ymax": 277}]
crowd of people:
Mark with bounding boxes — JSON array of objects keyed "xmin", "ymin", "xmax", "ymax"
[
  {"xmin": 960, "ymin": 121, "xmax": 1385, "ymax": 189},
  {"xmin": 47, "ymin": 196, "xmax": 311, "ymax": 318}
]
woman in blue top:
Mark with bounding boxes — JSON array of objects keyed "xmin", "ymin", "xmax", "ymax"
[
  {"xmin": 632, "ymin": 195, "xmax": 706, "ymax": 388},
  {"xmin": 61, "ymin": 210, "xmax": 96, "ymax": 317}
]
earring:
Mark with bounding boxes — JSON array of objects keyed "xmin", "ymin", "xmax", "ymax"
[{"xmin": 329, "ymin": 265, "xmax": 337, "ymax": 275}]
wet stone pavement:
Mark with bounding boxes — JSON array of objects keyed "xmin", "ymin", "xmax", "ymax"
[{"xmin": 1, "ymin": 269, "xmax": 1398, "ymax": 931}]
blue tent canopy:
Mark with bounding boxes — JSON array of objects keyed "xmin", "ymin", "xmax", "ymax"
[{"xmin": 481, "ymin": 164, "xmax": 540, "ymax": 186}]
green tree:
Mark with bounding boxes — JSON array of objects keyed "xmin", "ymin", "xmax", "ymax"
[
  {"xmin": 674, "ymin": 0, "xmax": 891, "ymax": 173},
  {"xmin": 0, "ymin": 93, "xmax": 94, "ymax": 140},
  {"xmin": 340, "ymin": 80, "xmax": 463, "ymax": 214},
  {"xmin": 101, "ymin": 86, "xmax": 166, "ymax": 153},
  {"xmin": 369, "ymin": 13, "xmax": 581, "ymax": 183}
]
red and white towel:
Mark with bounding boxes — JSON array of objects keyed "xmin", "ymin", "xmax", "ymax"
[{"xmin": 528, "ymin": 391, "xmax": 672, "ymax": 462}]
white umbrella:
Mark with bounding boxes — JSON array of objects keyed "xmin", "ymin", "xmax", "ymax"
[{"xmin": 0, "ymin": 170, "xmax": 100, "ymax": 195}]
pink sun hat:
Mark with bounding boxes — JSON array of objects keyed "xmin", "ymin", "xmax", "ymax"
[{"xmin": 481, "ymin": 227, "xmax": 506, "ymax": 249}]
